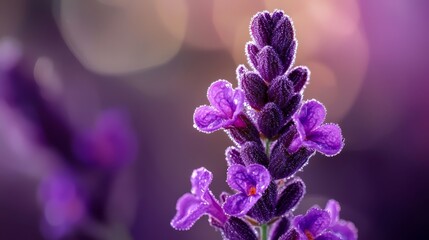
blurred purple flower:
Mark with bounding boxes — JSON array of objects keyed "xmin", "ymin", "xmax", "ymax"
[
  {"xmin": 171, "ymin": 167, "xmax": 227, "ymax": 230},
  {"xmin": 193, "ymin": 80, "xmax": 244, "ymax": 133},
  {"xmin": 289, "ymin": 100, "xmax": 344, "ymax": 156},
  {"xmin": 38, "ymin": 172, "xmax": 86, "ymax": 239},
  {"xmin": 73, "ymin": 110, "xmax": 137, "ymax": 171},
  {"xmin": 223, "ymin": 164, "xmax": 271, "ymax": 216},
  {"xmin": 292, "ymin": 200, "xmax": 357, "ymax": 240}
]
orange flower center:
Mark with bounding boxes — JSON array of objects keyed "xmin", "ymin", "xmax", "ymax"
[
  {"xmin": 247, "ymin": 186, "xmax": 257, "ymax": 196},
  {"xmin": 305, "ymin": 230, "xmax": 314, "ymax": 240}
]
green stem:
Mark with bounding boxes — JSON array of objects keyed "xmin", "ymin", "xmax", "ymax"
[
  {"xmin": 261, "ymin": 224, "xmax": 268, "ymax": 240},
  {"xmin": 265, "ymin": 139, "xmax": 271, "ymax": 158}
]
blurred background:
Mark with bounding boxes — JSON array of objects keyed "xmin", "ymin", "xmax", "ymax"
[{"xmin": 0, "ymin": 0, "xmax": 428, "ymax": 239}]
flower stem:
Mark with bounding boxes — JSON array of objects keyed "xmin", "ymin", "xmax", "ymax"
[
  {"xmin": 265, "ymin": 139, "xmax": 271, "ymax": 158},
  {"xmin": 261, "ymin": 224, "xmax": 268, "ymax": 240}
]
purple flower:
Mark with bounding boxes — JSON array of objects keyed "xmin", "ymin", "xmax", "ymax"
[
  {"xmin": 292, "ymin": 200, "xmax": 357, "ymax": 240},
  {"xmin": 194, "ymin": 80, "xmax": 244, "ymax": 133},
  {"xmin": 171, "ymin": 167, "xmax": 227, "ymax": 230},
  {"xmin": 38, "ymin": 172, "xmax": 87, "ymax": 238},
  {"xmin": 73, "ymin": 110, "xmax": 137, "ymax": 170},
  {"xmin": 289, "ymin": 100, "xmax": 344, "ymax": 156},
  {"xmin": 223, "ymin": 164, "xmax": 271, "ymax": 216}
]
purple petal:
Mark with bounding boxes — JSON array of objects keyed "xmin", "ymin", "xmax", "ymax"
[
  {"xmin": 193, "ymin": 105, "xmax": 226, "ymax": 133},
  {"xmin": 315, "ymin": 232, "xmax": 342, "ymax": 240},
  {"xmin": 190, "ymin": 167, "xmax": 213, "ymax": 198},
  {"xmin": 325, "ymin": 200, "xmax": 341, "ymax": 226},
  {"xmin": 294, "ymin": 100, "xmax": 327, "ymax": 135},
  {"xmin": 329, "ymin": 220, "xmax": 358, "ymax": 240},
  {"xmin": 207, "ymin": 80, "xmax": 243, "ymax": 119},
  {"xmin": 294, "ymin": 208, "xmax": 331, "ymax": 237},
  {"xmin": 171, "ymin": 193, "xmax": 209, "ymax": 230},
  {"xmin": 226, "ymin": 164, "xmax": 271, "ymax": 194},
  {"xmin": 305, "ymin": 124, "xmax": 344, "ymax": 156},
  {"xmin": 223, "ymin": 193, "xmax": 259, "ymax": 216}
]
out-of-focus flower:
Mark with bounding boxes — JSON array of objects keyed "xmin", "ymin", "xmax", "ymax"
[
  {"xmin": 193, "ymin": 80, "xmax": 244, "ymax": 133},
  {"xmin": 38, "ymin": 172, "xmax": 87, "ymax": 239},
  {"xmin": 291, "ymin": 200, "xmax": 358, "ymax": 240},
  {"xmin": 171, "ymin": 167, "xmax": 227, "ymax": 230},
  {"xmin": 289, "ymin": 100, "xmax": 344, "ymax": 156},
  {"xmin": 73, "ymin": 110, "xmax": 137, "ymax": 171},
  {"xmin": 223, "ymin": 164, "xmax": 271, "ymax": 216}
]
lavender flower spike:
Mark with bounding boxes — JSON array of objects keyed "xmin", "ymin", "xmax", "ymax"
[
  {"xmin": 292, "ymin": 200, "xmax": 358, "ymax": 240},
  {"xmin": 194, "ymin": 80, "xmax": 244, "ymax": 133},
  {"xmin": 171, "ymin": 167, "xmax": 227, "ymax": 230},
  {"xmin": 289, "ymin": 100, "xmax": 344, "ymax": 156},
  {"xmin": 223, "ymin": 164, "xmax": 271, "ymax": 216}
]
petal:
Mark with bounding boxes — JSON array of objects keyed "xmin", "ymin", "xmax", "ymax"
[
  {"xmin": 190, "ymin": 167, "xmax": 213, "ymax": 198},
  {"xmin": 248, "ymin": 164, "xmax": 271, "ymax": 193},
  {"xmin": 223, "ymin": 193, "xmax": 260, "ymax": 216},
  {"xmin": 325, "ymin": 200, "xmax": 341, "ymax": 226},
  {"xmin": 315, "ymin": 232, "xmax": 342, "ymax": 240},
  {"xmin": 294, "ymin": 208, "xmax": 331, "ymax": 237},
  {"xmin": 223, "ymin": 217, "xmax": 258, "ymax": 240},
  {"xmin": 171, "ymin": 193, "xmax": 209, "ymax": 230},
  {"xmin": 305, "ymin": 124, "xmax": 344, "ymax": 156},
  {"xmin": 329, "ymin": 220, "xmax": 358, "ymax": 240},
  {"xmin": 294, "ymin": 100, "xmax": 327, "ymax": 134},
  {"xmin": 226, "ymin": 164, "xmax": 256, "ymax": 192},
  {"xmin": 207, "ymin": 80, "xmax": 243, "ymax": 118},
  {"xmin": 193, "ymin": 105, "xmax": 226, "ymax": 133}
]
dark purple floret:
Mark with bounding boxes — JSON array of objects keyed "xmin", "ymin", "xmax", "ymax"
[
  {"xmin": 239, "ymin": 70, "xmax": 268, "ymax": 110},
  {"xmin": 275, "ymin": 179, "xmax": 305, "ymax": 216},
  {"xmin": 257, "ymin": 102, "xmax": 283, "ymax": 139},
  {"xmin": 250, "ymin": 11, "xmax": 272, "ymax": 48},
  {"xmin": 227, "ymin": 113, "xmax": 261, "ymax": 145},
  {"xmin": 246, "ymin": 182, "xmax": 277, "ymax": 223},
  {"xmin": 268, "ymin": 75, "xmax": 294, "ymax": 111},
  {"xmin": 271, "ymin": 15, "xmax": 294, "ymax": 59},
  {"xmin": 246, "ymin": 43, "xmax": 259, "ymax": 69},
  {"xmin": 268, "ymin": 127, "xmax": 315, "ymax": 179},
  {"xmin": 240, "ymin": 141, "xmax": 269, "ymax": 166},
  {"xmin": 270, "ymin": 217, "xmax": 291, "ymax": 240},
  {"xmin": 223, "ymin": 217, "xmax": 258, "ymax": 240},
  {"xmin": 288, "ymin": 66, "xmax": 310, "ymax": 93},
  {"xmin": 256, "ymin": 46, "xmax": 284, "ymax": 83},
  {"xmin": 279, "ymin": 229, "xmax": 300, "ymax": 240},
  {"xmin": 226, "ymin": 146, "xmax": 244, "ymax": 166},
  {"xmin": 281, "ymin": 94, "xmax": 302, "ymax": 122}
]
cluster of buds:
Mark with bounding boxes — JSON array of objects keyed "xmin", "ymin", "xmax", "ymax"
[{"xmin": 171, "ymin": 10, "xmax": 357, "ymax": 240}]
